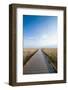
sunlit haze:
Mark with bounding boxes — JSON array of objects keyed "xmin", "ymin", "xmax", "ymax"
[{"xmin": 23, "ymin": 15, "xmax": 57, "ymax": 48}]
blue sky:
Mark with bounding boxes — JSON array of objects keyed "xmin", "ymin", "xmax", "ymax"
[{"xmin": 23, "ymin": 15, "xmax": 57, "ymax": 48}]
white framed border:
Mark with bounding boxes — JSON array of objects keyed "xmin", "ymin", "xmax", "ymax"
[{"xmin": 16, "ymin": 8, "xmax": 64, "ymax": 82}]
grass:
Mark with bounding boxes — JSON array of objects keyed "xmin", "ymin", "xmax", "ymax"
[
  {"xmin": 42, "ymin": 48, "xmax": 57, "ymax": 70},
  {"xmin": 23, "ymin": 48, "xmax": 38, "ymax": 66}
]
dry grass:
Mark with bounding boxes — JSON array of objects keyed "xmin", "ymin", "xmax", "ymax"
[
  {"xmin": 23, "ymin": 48, "xmax": 38, "ymax": 66},
  {"xmin": 42, "ymin": 48, "xmax": 57, "ymax": 70}
]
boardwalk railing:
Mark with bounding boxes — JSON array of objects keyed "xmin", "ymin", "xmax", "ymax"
[{"xmin": 41, "ymin": 50, "xmax": 57, "ymax": 73}]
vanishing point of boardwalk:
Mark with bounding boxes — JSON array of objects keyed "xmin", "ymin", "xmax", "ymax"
[{"xmin": 23, "ymin": 49, "xmax": 56, "ymax": 74}]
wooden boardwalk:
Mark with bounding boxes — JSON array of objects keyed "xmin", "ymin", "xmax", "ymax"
[{"xmin": 23, "ymin": 49, "xmax": 56, "ymax": 74}]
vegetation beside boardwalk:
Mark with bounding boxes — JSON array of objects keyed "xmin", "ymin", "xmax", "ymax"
[
  {"xmin": 42, "ymin": 48, "xmax": 57, "ymax": 70},
  {"xmin": 23, "ymin": 48, "xmax": 38, "ymax": 66}
]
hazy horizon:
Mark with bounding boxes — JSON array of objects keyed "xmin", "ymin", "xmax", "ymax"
[{"xmin": 23, "ymin": 15, "xmax": 57, "ymax": 48}]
